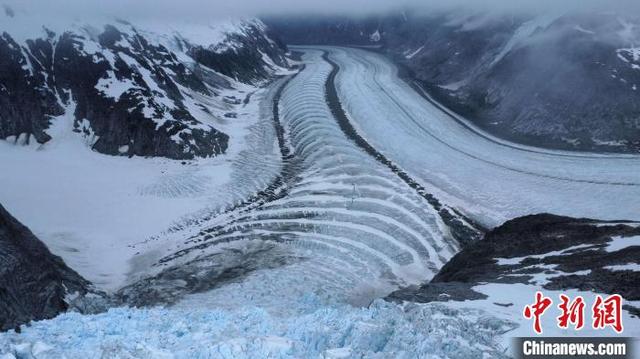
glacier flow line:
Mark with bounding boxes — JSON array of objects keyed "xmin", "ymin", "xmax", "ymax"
[{"xmin": 320, "ymin": 49, "xmax": 485, "ymax": 246}]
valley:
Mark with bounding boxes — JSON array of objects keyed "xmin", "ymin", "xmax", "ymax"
[{"xmin": 0, "ymin": 6, "xmax": 639, "ymax": 356}]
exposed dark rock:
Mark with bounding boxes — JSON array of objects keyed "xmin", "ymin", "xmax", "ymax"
[
  {"xmin": 117, "ymin": 241, "xmax": 303, "ymax": 307},
  {"xmin": 388, "ymin": 213, "xmax": 640, "ymax": 303},
  {"xmin": 386, "ymin": 282, "xmax": 487, "ymax": 303},
  {"xmin": 0, "ymin": 33, "xmax": 64, "ymax": 145},
  {"xmin": 0, "ymin": 204, "xmax": 90, "ymax": 332}
]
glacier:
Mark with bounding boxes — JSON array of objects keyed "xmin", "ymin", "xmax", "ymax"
[
  {"xmin": 0, "ymin": 296, "xmax": 513, "ymax": 359},
  {"xmin": 119, "ymin": 48, "xmax": 473, "ymax": 308},
  {"xmin": 326, "ymin": 46, "xmax": 640, "ymax": 227}
]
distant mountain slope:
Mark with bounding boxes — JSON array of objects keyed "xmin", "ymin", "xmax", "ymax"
[
  {"xmin": 0, "ymin": 4, "xmax": 288, "ymax": 159},
  {"xmin": 267, "ymin": 11, "xmax": 640, "ymax": 153},
  {"xmin": 0, "ymin": 203, "xmax": 89, "ymax": 332}
]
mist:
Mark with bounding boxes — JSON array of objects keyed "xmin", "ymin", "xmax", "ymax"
[{"xmin": 4, "ymin": 0, "xmax": 640, "ymax": 23}]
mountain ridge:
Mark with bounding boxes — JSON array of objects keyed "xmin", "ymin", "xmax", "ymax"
[{"xmin": 1, "ymin": 6, "xmax": 289, "ymax": 159}]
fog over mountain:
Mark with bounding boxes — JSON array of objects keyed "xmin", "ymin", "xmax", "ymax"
[
  {"xmin": 5, "ymin": 0, "xmax": 640, "ymax": 20},
  {"xmin": 265, "ymin": 1, "xmax": 640, "ymax": 152}
]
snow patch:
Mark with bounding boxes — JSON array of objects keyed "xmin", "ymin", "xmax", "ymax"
[
  {"xmin": 574, "ymin": 25, "xmax": 595, "ymax": 35},
  {"xmin": 404, "ymin": 46, "xmax": 424, "ymax": 59},
  {"xmin": 369, "ymin": 30, "xmax": 381, "ymax": 42},
  {"xmin": 604, "ymin": 235, "xmax": 639, "ymax": 253},
  {"xmin": 604, "ymin": 263, "xmax": 639, "ymax": 272},
  {"xmin": 490, "ymin": 13, "xmax": 561, "ymax": 67}
]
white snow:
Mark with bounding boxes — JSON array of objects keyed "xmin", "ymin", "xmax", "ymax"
[
  {"xmin": 369, "ymin": 30, "xmax": 381, "ymax": 42},
  {"xmin": 617, "ymin": 46, "xmax": 640, "ymax": 71},
  {"xmin": 490, "ymin": 13, "xmax": 561, "ymax": 67},
  {"xmin": 604, "ymin": 263, "xmax": 639, "ymax": 272},
  {"xmin": 443, "ymin": 283, "xmax": 640, "ymax": 355},
  {"xmin": 0, "ymin": 115, "xmax": 225, "ymax": 291},
  {"xmin": 404, "ymin": 46, "xmax": 424, "ymax": 59},
  {"xmin": 0, "ymin": 4, "xmax": 290, "ymax": 292},
  {"xmin": 95, "ymin": 71, "xmax": 138, "ymax": 100},
  {"xmin": 1, "ymin": 25, "xmax": 638, "ymax": 359},
  {"xmin": 133, "ymin": 49, "xmax": 458, "ymax": 309},
  {"xmin": 438, "ymin": 79, "xmax": 467, "ymax": 91},
  {"xmin": 604, "ymin": 235, "xmax": 639, "ymax": 252},
  {"xmin": 495, "ymin": 243, "xmax": 599, "ymax": 266},
  {"xmin": 0, "ymin": 2, "xmax": 263, "ymax": 56},
  {"xmin": 574, "ymin": 25, "xmax": 596, "ymax": 35},
  {"xmin": 134, "ymin": 18, "xmax": 270, "ymax": 56}
]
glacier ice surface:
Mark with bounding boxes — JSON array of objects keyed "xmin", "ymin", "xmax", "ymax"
[{"xmin": 0, "ymin": 296, "xmax": 512, "ymax": 359}]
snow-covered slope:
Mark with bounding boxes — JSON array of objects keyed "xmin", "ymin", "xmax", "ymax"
[
  {"xmin": 0, "ymin": 3, "xmax": 292, "ymax": 291},
  {"xmin": 0, "ymin": 36, "xmax": 638, "ymax": 359},
  {"xmin": 0, "ymin": 3, "xmax": 288, "ymax": 159}
]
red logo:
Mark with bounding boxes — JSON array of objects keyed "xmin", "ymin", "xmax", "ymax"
[
  {"xmin": 557, "ymin": 294, "xmax": 585, "ymax": 330},
  {"xmin": 524, "ymin": 292, "xmax": 623, "ymax": 334},
  {"xmin": 592, "ymin": 294, "xmax": 623, "ymax": 333},
  {"xmin": 523, "ymin": 291, "xmax": 553, "ymax": 334}
]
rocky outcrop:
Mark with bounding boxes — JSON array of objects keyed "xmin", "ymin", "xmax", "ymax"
[
  {"xmin": 267, "ymin": 11, "xmax": 640, "ymax": 153},
  {"xmin": 0, "ymin": 204, "xmax": 89, "ymax": 332},
  {"xmin": 387, "ymin": 214, "xmax": 640, "ymax": 304}
]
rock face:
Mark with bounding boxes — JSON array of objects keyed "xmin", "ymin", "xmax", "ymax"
[
  {"xmin": 1, "ymin": 8, "xmax": 288, "ymax": 159},
  {"xmin": 267, "ymin": 11, "xmax": 640, "ymax": 153},
  {"xmin": 0, "ymin": 204, "xmax": 89, "ymax": 332},
  {"xmin": 387, "ymin": 214, "xmax": 640, "ymax": 304}
]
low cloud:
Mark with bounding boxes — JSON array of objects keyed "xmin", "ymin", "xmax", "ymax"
[{"xmin": 3, "ymin": 0, "xmax": 640, "ymax": 22}]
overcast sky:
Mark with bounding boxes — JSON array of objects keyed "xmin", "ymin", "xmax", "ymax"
[{"xmin": 5, "ymin": 0, "xmax": 640, "ymax": 21}]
